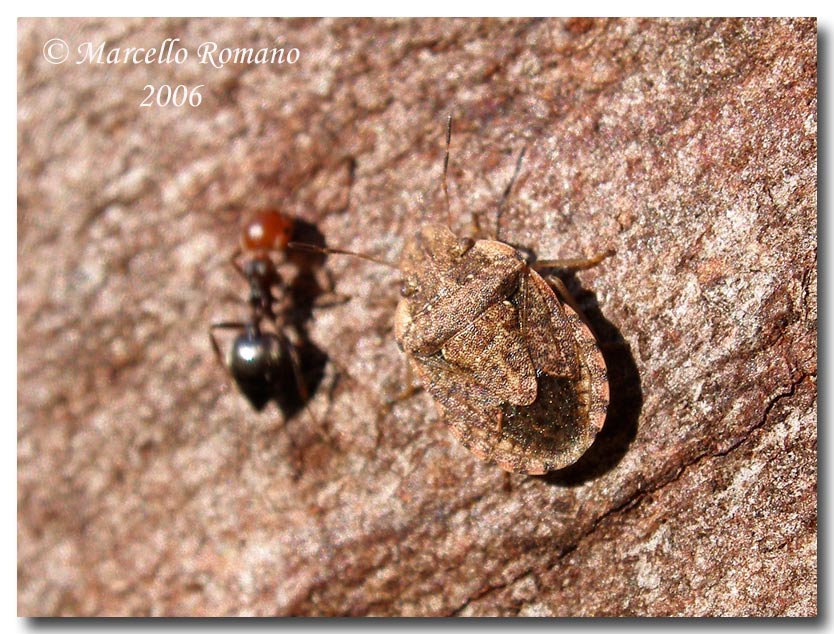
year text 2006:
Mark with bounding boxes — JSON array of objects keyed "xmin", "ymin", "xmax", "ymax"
[{"xmin": 140, "ymin": 85, "xmax": 204, "ymax": 107}]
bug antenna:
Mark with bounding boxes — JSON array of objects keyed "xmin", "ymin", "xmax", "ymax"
[
  {"xmin": 442, "ymin": 114, "xmax": 453, "ymax": 227},
  {"xmin": 288, "ymin": 242, "xmax": 398, "ymax": 269},
  {"xmin": 495, "ymin": 145, "xmax": 527, "ymax": 241}
]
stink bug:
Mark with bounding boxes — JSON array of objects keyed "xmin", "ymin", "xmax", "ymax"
[{"xmin": 294, "ymin": 117, "xmax": 611, "ymax": 474}]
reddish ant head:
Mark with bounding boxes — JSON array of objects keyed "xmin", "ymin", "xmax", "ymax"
[{"xmin": 241, "ymin": 209, "xmax": 294, "ymax": 254}]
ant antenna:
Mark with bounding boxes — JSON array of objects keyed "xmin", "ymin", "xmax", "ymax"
[
  {"xmin": 442, "ymin": 114, "xmax": 453, "ymax": 227},
  {"xmin": 495, "ymin": 145, "xmax": 527, "ymax": 241}
]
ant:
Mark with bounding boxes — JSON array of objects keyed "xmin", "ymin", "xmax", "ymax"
[{"xmin": 209, "ymin": 209, "xmax": 316, "ymax": 413}]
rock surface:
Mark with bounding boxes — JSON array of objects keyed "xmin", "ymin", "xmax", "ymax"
[{"xmin": 18, "ymin": 18, "xmax": 816, "ymax": 616}]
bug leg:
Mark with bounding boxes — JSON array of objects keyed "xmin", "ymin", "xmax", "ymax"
[
  {"xmin": 536, "ymin": 250, "xmax": 614, "ymax": 330},
  {"xmin": 468, "ymin": 210, "xmax": 484, "ymax": 240},
  {"xmin": 385, "ymin": 383, "xmax": 423, "ymax": 409},
  {"xmin": 382, "ymin": 360, "xmax": 423, "ymax": 412},
  {"xmin": 543, "ymin": 275, "xmax": 599, "ymax": 333}
]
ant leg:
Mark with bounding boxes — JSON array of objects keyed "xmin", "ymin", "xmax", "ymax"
[
  {"xmin": 209, "ymin": 321, "xmax": 246, "ymax": 369},
  {"xmin": 280, "ymin": 420, "xmax": 304, "ymax": 481},
  {"xmin": 210, "ymin": 320, "xmax": 247, "ymax": 478},
  {"xmin": 494, "ymin": 146, "xmax": 527, "ymax": 241},
  {"xmin": 313, "ymin": 292, "xmax": 352, "ymax": 309},
  {"xmin": 228, "ymin": 248, "xmax": 247, "ymax": 281},
  {"xmin": 278, "ymin": 329, "xmax": 332, "ymax": 445},
  {"xmin": 216, "ymin": 291, "xmax": 248, "ymax": 305}
]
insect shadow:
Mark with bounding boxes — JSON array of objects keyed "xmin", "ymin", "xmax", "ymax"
[
  {"xmin": 534, "ymin": 268, "xmax": 642, "ymax": 486},
  {"xmin": 265, "ymin": 217, "xmax": 332, "ymax": 418}
]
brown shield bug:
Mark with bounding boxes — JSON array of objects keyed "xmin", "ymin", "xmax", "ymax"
[{"xmin": 293, "ymin": 117, "xmax": 611, "ymax": 474}]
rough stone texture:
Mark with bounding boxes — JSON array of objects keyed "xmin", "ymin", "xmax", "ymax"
[{"xmin": 18, "ymin": 18, "xmax": 816, "ymax": 616}]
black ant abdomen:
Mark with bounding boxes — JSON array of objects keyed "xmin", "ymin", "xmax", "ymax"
[{"xmin": 227, "ymin": 330, "xmax": 284, "ymax": 411}]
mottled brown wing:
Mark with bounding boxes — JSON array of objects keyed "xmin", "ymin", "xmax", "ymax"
[
  {"xmin": 441, "ymin": 301, "xmax": 537, "ymax": 406},
  {"xmin": 491, "ymin": 300, "xmax": 609, "ymax": 472},
  {"xmin": 407, "ymin": 354, "xmax": 506, "ymax": 466},
  {"xmin": 519, "ymin": 268, "xmax": 580, "ymax": 378},
  {"xmin": 400, "ymin": 233, "xmax": 525, "ymax": 356},
  {"xmin": 409, "ymin": 302, "xmax": 608, "ymax": 475}
]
